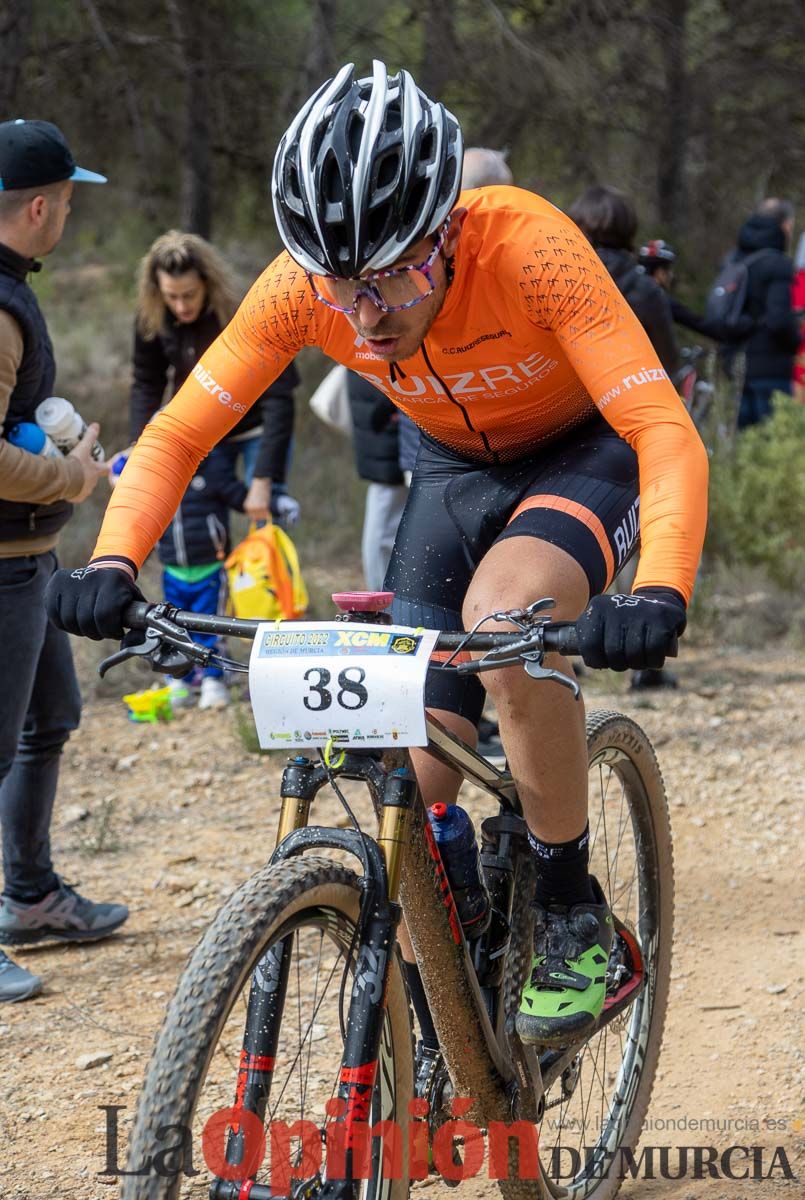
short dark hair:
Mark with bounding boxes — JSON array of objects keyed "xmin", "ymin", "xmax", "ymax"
[
  {"xmin": 568, "ymin": 185, "xmax": 638, "ymax": 251},
  {"xmin": 0, "ymin": 179, "xmax": 67, "ymax": 222},
  {"xmin": 755, "ymin": 197, "xmax": 795, "ymax": 226}
]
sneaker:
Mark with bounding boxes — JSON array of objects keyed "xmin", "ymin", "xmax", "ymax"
[
  {"xmin": 515, "ymin": 877, "xmax": 613, "ymax": 1047},
  {"xmin": 199, "ymin": 676, "xmax": 229, "ymax": 710},
  {"xmin": 167, "ymin": 678, "xmax": 195, "ymax": 709},
  {"xmin": 0, "ymin": 882, "xmax": 129, "ymax": 947},
  {"xmin": 0, "ymin": 950, "xmax": 42, "ymax": 1003}
]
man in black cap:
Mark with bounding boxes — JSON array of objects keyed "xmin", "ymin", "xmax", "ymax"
[{"xmin": 0, "ymin": 120, "xmax": 128, "ymax": 1003}]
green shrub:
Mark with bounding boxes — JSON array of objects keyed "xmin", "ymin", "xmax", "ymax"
[{"xmin": 706, "ymin": 394, "xmax": 805, "ymax": 591}]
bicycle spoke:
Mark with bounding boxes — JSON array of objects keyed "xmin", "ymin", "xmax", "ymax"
[
  {"xmin": 268, "ymin": 949, "xmax": 343, "ymax": 1123},
  {"xmin": 537, "ymin": 719, "xmax": 669, "ymax": 1196}
]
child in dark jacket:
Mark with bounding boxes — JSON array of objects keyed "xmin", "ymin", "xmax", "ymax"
[
  {"xmin": 154, "ymin": 449, "xmax": 301, "ymax": 709},
  {"xmin": 157, "ymin": 446, "xmax": 247, "ymax": 709}
]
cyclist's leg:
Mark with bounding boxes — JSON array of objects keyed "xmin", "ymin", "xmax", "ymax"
[
  {"xmin": 482, "ymin": 429, "xmax": 639, "ymax": 1043},
  {"xmin": 462, "ymin": 535, "xmax": 590, "ymax": 841},
  {"xmin": 386, "ymin": 445, "xmax": 486, "ymax": 972}
]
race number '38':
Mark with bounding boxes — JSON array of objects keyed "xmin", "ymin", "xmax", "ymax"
[{"xmin": 248, "ymin": 622, "xmax": 438, "ymax": 750}]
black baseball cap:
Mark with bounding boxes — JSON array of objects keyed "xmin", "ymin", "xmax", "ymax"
[{"xmin": 0, "ymin": 119, "xmax": 107, "ymax": 191}]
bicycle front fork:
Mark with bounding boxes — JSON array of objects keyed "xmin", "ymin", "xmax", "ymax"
[{"xmin": 212, "ymin": 756, "xmax": 416, "ymax": 1197}]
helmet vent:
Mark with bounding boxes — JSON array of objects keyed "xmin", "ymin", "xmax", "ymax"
[
  {"xmin": 377, "ymin": 152, "xmax": 399, "ymax": 190},
  {"xmin": 367, "ymin": 204, "xmax": 392, "ymax": 246},
  {"xmin": 347, "ymin": 111, "xmax": 364, "ymax": 162},
  {"xmin": 419, "ymin": 129, "xmax": 436, "ymax": 165},
  {"xmin": 322, "ymin": 151, "xmax": 345, "ymax": 205},
  {"xmin": 402, "ymin": 179, "xmax": 427, "ymax": 228}
]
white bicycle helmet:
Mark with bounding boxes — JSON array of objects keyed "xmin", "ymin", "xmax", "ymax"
[{"xmin": 272, "ymin": 60, "xmax": 463, "ymax": 277}]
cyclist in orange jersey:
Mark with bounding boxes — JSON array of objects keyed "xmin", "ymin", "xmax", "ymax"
[{"xmin": 47, "ymin": 62, "xmax": 708, "ymax": 1050}]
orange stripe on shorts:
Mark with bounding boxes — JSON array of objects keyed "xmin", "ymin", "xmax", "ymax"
[{"xmin": 507, "ymin": 494, "xmax": 615, "ymax": 586}]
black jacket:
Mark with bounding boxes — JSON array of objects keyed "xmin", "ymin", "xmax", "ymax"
[
  {"xmin": 156, "ymin": 446, "xmax": 247, "ymax": 567},
  {"xmin": 732, "ymin": 216, "xmax": 800, "ymax": 380},
  {"xmin": 347, "ymin": 372, "xmax": 404, "ymax": 485},
  {"xmin": 596, "ymin": 247, "xmax": 679, "ymax": 377},
  {"xmin": 129, "ymin": 309, "xmax": 299, "ymax": 481},
  {"xmin": 0, "ymin": 243, "xmax": 71, "ymax": 542},
  {"xmin": 669, "ymin": 296, "xmax": 754, "ymax": 344}
]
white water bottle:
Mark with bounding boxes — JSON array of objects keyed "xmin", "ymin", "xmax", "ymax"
[
  {"xmin": 6, "ymin": 421, "xmax": 61, "ymax": 458},
  {"xmin": 35, "ymin": 396, "xmax": 105, "ymax": 462}
]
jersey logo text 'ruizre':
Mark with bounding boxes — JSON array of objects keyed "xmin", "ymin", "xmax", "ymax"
[
  {"xmin": 192, "ymin": 363, "xmax": 247, "ymax": 412},
  {"xmin": 357, "ymin": 351, "xmax": 559, "ymax": 404},
  {"xmin": 597, "ymin": 367, "xmax": 670, "ymax": 409}
]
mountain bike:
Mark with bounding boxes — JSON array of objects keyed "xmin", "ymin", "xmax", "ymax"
[{"xmin": 105, "ymin": 592, "xmax": 673, "ymax": 1200}]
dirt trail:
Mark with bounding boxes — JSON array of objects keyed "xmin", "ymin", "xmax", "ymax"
[{"xmin": 0, "ymin": 646, "xmax": 802, "ymax": 1199}]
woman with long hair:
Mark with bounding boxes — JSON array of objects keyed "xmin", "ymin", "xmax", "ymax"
[{"xmin": 126, "ymin": 230, "xmax": 298, "ymax": 519}]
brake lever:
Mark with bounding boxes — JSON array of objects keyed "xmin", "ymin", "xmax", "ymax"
[
  {"xmin": 98, "ymin": 631, "xmax": 162, "ymax": 678},
  {"xmin": 97, "ymin": 613, "xmax": 212, "ymax": 679},
  {"xmin": 522, "ymin": 653, "xmax": 581, "ymax": 699}
]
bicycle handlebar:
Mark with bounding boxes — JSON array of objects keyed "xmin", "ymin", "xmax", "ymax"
[{"xmin": 121, "ymin": 601, "xmax": 580, "ymax": 657}]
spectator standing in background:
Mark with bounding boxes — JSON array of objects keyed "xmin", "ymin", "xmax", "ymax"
[
  {"xmin": 638, "ymin": 238, "xmax": 754, "ymax": 346},
  {"xmin": 728, "ymin": 198, "xmax": 800, "ymax": 428},
  {"xmin": 125, "ymin": 231, "xmax": 299, "ymax": 518},
  {"xmin": 154, "ymin": 448, "xmax": 250, "ymax": 710},
  {"xmin": 0, "ymin": 120, "xmax": 127, "ymax": 1003},
  {"xmin": 569, "ymin": 185, "xmax": 679, "ymax": 378},
  {"xmin": 569, "ymin": 185, "xmax": 678, "ymax": 689}
]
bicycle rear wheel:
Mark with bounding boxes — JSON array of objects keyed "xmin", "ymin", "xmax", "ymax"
[
  {"xmin": 121, "ymin": 856, "xmax": 413, "ymax": 1200},
  {"xmin": 506, "ymin": 709, "xmax": 673, "ymax": 1200}
]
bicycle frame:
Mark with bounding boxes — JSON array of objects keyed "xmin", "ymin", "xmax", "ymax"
[{"xmin": 113, "ymin": 602, "xmax": 637, "ymax": 1196}]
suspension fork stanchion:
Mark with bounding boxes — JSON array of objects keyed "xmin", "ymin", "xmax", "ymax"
[
  {"xmin": 375, "ymin": 767, "xmax": 416, "ymax": 902},
  {"xmin": 275, "ymin": 755, "xmax": 329, "ymax": 846},
  {"xmin": 319, "ymin": 768, "xmax": 415, "ymax": 1198},
  {"xmin": 219, "ymin": 757, "xmax": 329, "ymax": 1181}
]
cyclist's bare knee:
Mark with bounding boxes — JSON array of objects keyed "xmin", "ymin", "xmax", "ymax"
[{"xmin": 462, "ymin": 536, "xmax": 589, "ymax": 631}]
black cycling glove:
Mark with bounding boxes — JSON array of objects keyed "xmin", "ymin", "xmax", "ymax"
[
  {"xmin": 45, "ymin": 565, "xmax": 144, "ymax": 641},
  {"xmin": 575, "ymin": 589, "xmax": 687, "ymax": 672}
]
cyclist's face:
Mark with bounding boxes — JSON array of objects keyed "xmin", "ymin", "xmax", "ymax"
[{"xmin": 344, "ymin": 214, "xmax": 464, "ymax": 362}]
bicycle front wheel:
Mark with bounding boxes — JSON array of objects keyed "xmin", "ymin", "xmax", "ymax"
[
  {"xmin": 122, "ymin": 856, "xmax": 414, "ymax": 1200},
  {"xmin": 508, "ymin": 709, "xmax": 674, "ymax": 1200}
]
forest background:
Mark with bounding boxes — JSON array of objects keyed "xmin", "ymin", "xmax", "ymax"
[{"xmin": 3, "ymin": 0, "xmax": 804, "ymax": 674}]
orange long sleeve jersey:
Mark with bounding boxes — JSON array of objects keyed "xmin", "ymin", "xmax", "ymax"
[{"xmin": 94, "ymin": 187, "xmax": 708, "ymax": 603}]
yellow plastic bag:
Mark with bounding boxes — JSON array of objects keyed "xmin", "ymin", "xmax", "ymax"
[{"xmin": 225, "ymin": 523, "xmax": 308, "ymax": 620}]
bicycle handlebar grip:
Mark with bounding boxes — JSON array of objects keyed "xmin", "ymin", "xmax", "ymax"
[
  {"xmin": 543, "ymin": 621, "xmax": 579, "ymax": 657},
  {"xmin": 123, "ymin": 600, "xmax": 152, "ymax": 630}
]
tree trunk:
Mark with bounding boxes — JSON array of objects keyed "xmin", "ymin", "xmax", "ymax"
[
  {"xmin": 304, "ymin": 0, "xmax": 337, "ymax": 91},
  {"xmin": 655, "ymin": 0, "xmax": 690, "ymax": 234},
  {"xmin": 167, "ymin": 0, "xmax": 213, "ymax": 238},
  {"xmin": 419, "ymin": 0, "xmax": 457, "ymax": 100},
  {"xmin": 0, "ymin": 1, "xmax": 33, "ymax": 116}
]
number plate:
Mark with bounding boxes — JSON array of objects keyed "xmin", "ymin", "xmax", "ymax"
[{"xmin": 248, "ymin": 622, "xmax": 439, "ymax": 750}]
